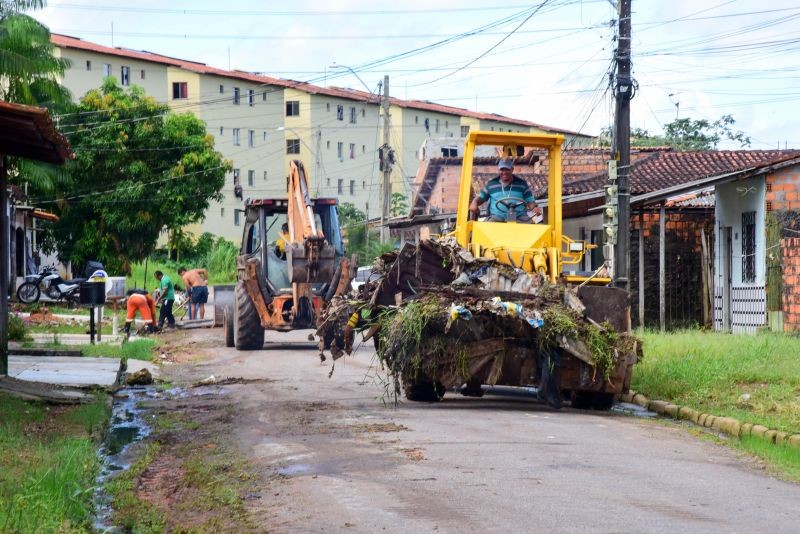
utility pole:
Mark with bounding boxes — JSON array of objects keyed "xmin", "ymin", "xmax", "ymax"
[
  {"xmin": 612, "ymin": 0, "xmax": 633, "ymax": 290},
  {"xmin": 380, "ymin": 75, "xmax": 392, "ymax": 244}
]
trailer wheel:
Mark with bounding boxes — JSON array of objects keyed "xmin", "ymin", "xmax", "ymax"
[
  {"xmin": 223, "ymin": 307, "xmax": 234, "ymax": 347},
  {"xmin": 571, "ymin": 391, "xmax": 615, "ymax": 411},
  {"xmin": 233, "ymin": 283, "xmax": 264, "ymax": 350},
  {"xmin": 402, "ymin": 373, "xmax": 445, "ymax": 402}
]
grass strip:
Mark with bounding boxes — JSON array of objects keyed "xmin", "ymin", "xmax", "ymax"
[
  {"xmin": 0, "ymin": 393, "xmax": 109, "ymax": 532},
  {"xmin": 634, "ymin": 330, "xmax": 800, "ymax": 434}
]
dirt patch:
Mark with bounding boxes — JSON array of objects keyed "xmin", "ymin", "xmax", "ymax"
[
  {"xmin": 402, "ymin": 448, "xmax": 425, "ymax": 461},
  {"xmin": 350, "ymin": 422, "xmax": 409, "ymax": 433},
  {"xmin": 191, "ymin": 377, "xmax": 276, "ymax": 387}
]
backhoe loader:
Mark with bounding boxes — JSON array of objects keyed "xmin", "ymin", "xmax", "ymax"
[{"xmin": 224, "ymin": 160, "xmax": 355, "ymax": 350}]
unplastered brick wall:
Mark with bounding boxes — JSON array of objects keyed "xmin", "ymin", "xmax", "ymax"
[
  {"xmin": 782, "ymin": 237, "xmax": 800, "ymax": 332},
  {"xmin": 766, "ymin": 164, "xmax": 800, "ymax": 211}
]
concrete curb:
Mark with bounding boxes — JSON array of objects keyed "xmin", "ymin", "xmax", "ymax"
[{"xmin": 618, "ymin": 391, "xmax": 800, "ymax": 450}]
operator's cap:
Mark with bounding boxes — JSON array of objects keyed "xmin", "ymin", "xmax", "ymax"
[{"xmin": 498, "ymin": 159, "xmax": 514, "ymax": 170}]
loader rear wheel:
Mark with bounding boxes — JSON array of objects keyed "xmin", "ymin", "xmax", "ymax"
[
  {"xmin": 402, "ymin": 373, "xmax": 445, "ymax": 402},
  {"xmin": 223, "ymin": 307, "xmax": 234, "ymax": 347},
  {"xmin": 233, "ymin": 283, "xmax": 264, "ymax": 350},
  {"xmin": 571, "ymin": 391, "xmax": 615, "ymax": 411}
]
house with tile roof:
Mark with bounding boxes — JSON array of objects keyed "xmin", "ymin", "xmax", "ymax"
[
  {"xmin": 410, "ymin": 147, "xmax": 800, "ymax": 333},
  {"xmin": 51, "ymin": 33, "xmax": 593, "ymax": 242}
]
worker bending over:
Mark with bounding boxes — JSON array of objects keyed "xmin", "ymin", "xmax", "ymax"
[{"xmin": 125, "ymin": 289, "xmax": 157, "ymax": 337}]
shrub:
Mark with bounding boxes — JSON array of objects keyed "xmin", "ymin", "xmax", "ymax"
[{"xmin": 8, "ymin": 313, "xmax": 28, "ymax": 341}]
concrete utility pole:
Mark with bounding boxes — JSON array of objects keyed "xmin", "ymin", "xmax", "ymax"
[
  {"xmin": 1, "ymin": 156, "xmax": 7, "ymax": 375},
  {"xmin": 612, "ymin": 0, "xmax": 633, "ymax": 290},
  {"xmin": 381, "ymin": 75, "xmax": 392, "ymax": 244}
]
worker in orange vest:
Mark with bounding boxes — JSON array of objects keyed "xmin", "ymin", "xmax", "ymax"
[{"xmin": 124, "ymin": 289, "xmax": 158, "ymax": 338}]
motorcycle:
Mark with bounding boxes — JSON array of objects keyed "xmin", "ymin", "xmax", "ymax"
[{"xmin": 16, "ymin": 262, "xmax": 104, "ymax": 304}]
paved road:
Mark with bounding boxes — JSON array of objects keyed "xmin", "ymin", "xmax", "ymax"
[{"xmin": 171, "ymin": 329, "xmax": 800, "ymax": 533}]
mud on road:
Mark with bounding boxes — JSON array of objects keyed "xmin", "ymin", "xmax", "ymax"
[{"xmin": 120, "ymin": 327, "xmax": 800, "ymax": 533}]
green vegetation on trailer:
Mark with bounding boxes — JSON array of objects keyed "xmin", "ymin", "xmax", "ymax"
[
  {"xmin": 0, "ymin": 393, "xmax": 110, "ymax": 532},
  {"xmin": 634, "ymin": 330, "xmax": 800, "ymax": 434}
]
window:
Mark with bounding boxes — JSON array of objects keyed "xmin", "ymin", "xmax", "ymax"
[
  {"xmin": 445, "ymin": 120, "xmax": 449, "ymax": 129},
  {"xmin": 349, "ymin": 143, "xmax": 355, "ymax": 159},
  {"xmin": 349, "ymin": 107, "xmax": 356, "ymax": 124},
  {"xmin": 326, "ymin": 140, "xmax": 331, "ymax": 149},
  {"xmin": 337, "ymin": 179, "xmax": 343, "ymax": 195},
  {"xmin": 233, "ymin": 87, "xmax": 240, "ymax": 105},
  {"xmin": 286, "ymin": 100, "xmax": 300, "ymax": 116},
  {"xmin": 424, "ymin": 118, "xmax": 430, "ymax": 131},
  {"xmin": 435, "ymin": 119, "xmax": 440, "ymax": 133},
  {"xmin": 361, "ymin": 109, "xmax": 365, "ymax": 118},
  {"xmin": 102, "ymin": 63, "xmax": 111, "ymax": 77},
  {"xmin": 362, "ymin": 144, "xmax": 365, "ymax": 154},
  {"xmin": 219, "ymin": 84, "xmax": 224, "ymax": 94},
  {"xmin": 248, "ymin": 170, "xmax": 255, "ymax": 186},
  {"xmin": 219, "ymin": 126, "xmax": 224, "ymax": 135},
  {"xmin": 120, "ymin": 66, "xmax": 130, "ymax": 86},
  {"xmin": 336, "ymin": 105, "xmax": 344, "ymax": 120},
  {"xmin": 326, "ymin": 103, "xmax": 330, "ymax": 112},
  {"xmin": 220, "ymin": 207, "xmax": 225, "ymax": 217},
  {"xmin": 233, "ymin": 169, "xmax": 240, "ymax": 185},
  {"xmin": 248, "ymin": 89, "xmax": 255, "ymax": 106},
  {"xmin": 362, "ymin": 180, "xmax": 366, "ymax": 189},
  {"xmin": 337, "ymin": 142, "xmax": 343, "ymax": 160},
  {"xmin": 248, "ymin": 130, "xmax": 255, "ymax": 147},
  {"xmin": 742, "ymin": 211, "xmax": 756, "ymax": 283},
  {"xmin": 415, "ymin": 115, "xmax": 419, "ymax": 124},
  {"xmin": 460, "ymin": 125, "xmax": 470, "ymax": 137},
  {"xmin": 263, "ymin": 171, "xmax": 268, "ymax": 181},
  {"xmin": 350, "ymin": 180, "xmax": 355, "ymax": 195},
  {"xmin": 140, "ymin": 69, "xmax": 145, "ymax": 80},
  {"xmin": 286, "ymin": 139, "xmax": 300, "ymax": 154},
  {"xmin": 263, "ymin": 131, "xmax": 268, "ymax": 141},
  {"xmin": 262, "ymin": 91, "xmax": 267, "ymax": 102},
  {"xmin": 85, "ymin": 60, "xmax": 91, "ymax": 71},
  {"xmin": 234, "ymin": 210, "xmax": 241, "ymax": 226},
  {"xmin": 172, "ymin": 82, "xmax": 188, "ymax": 99},
  {"xmin": 441, "ymin": 147, "xmax": 457, "ymax": 157},
  {"xmin": 233, "ymin": 128, "xmax": 240, "ymax": 146}
]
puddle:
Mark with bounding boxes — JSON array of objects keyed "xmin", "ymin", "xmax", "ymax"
[
  {"xmin": 612, "ymin": 401, "xmax": 657, "ymax": 418},
  {"xmin": 93, "ymin": 385, "xmax": 165, "ymax": 533},
  {"xmin": 278, "ymin": 463, "xmax": 312, "ymax": 476}
]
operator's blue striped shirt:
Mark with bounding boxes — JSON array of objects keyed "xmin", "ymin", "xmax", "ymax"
[{"xmin": 477, "ymin": 175, "xmax": 536, "ymax": 218}]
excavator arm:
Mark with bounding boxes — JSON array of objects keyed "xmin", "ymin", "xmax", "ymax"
[{"xmin": 286, "ymin": 160, "xmax": 336, "ymax": 283}]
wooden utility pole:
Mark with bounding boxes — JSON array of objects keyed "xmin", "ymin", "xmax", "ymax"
[
  {"xmin": 381, "ymin": 75, "xmax": 392, "ymax": 244},
  {"xmin": 613, "ymin": 0, "xmax": 633, "ymax": 290}
]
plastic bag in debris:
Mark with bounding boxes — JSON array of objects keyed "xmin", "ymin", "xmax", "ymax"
[
  {"xmin": 446, "ymin": 303, "xmax": 473, "ymax": 332},
  {"xmin": 490, "ymin": 296, "xmax": 544, "ymax": 329},
  {"xmin": 451, "ymin": 272, "xmax": 472, "ymax": 286}
]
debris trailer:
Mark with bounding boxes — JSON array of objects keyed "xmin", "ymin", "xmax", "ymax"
[
  {"xmin": 223, "ymin": 160, "xmax": 355, "ymax": 350},
  {"xmin": 317, "ymin": 132, "xmax": 641, "ymax": 409}
]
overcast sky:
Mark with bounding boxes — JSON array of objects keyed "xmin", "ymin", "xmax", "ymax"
[{"xmin": 32, "ymin": 0, "xmax": 800, "ymax": 149}]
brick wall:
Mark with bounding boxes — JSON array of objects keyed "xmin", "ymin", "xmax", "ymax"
[
  {"xmin": 766, "ymin": 165, "xmax": 800, "ymax": 211},
  {"xmin": 782, "ymin": 237, "xmax": 800, "ymax": 332}
]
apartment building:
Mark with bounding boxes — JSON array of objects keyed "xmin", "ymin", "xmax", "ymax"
[{"xmin": 52, "ymin": 34, "xmax": 593, "ymax": 241}]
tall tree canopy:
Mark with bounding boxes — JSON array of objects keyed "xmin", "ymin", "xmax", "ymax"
[
  {"xmin": 601, "ymin": 114, "xmax": 751, "ymax": 151},
  {"xmin": 42, "ymin": 79, "xmax": 232, "ymax": 274}
]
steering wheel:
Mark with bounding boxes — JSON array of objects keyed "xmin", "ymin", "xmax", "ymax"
[{"xmin": 495, "ymin": 197, "xmax": 526, "ymax": 213}]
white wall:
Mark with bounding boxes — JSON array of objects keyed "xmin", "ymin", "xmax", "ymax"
[{"xmin": 715, "ymin": 175, "xmax": 766, "ymax": 286}]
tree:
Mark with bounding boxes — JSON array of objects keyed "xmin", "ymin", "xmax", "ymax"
[
  {"xmin": 390, "ymin": 192, "xmax": 408, "ymax": 217},
  {"xmin": 599, "ymin": 115, "xmax": 751, "ymax": 151},
  {"xmin": 44, "ymin": 78, "xmax": 232, "ymax": 274},
  {"xmin": 338, "ymin": 202, "xmax": 393, "ymax": 265},
  {"xmin": 0, "ymin": 3, "xmax": 74, "ymax": 193}
]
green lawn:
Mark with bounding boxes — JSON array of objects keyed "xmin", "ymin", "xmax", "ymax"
[
  {"xmin": 0, "ymin": 393, "xmax": 109, "ymax": 532},
  {"xmin": 634, "ymin": 330, "xmax": 800, "ymax": 434},
  {"xmin": 20, "ymin": 339, "xmax": 158, "ymax": 362}
]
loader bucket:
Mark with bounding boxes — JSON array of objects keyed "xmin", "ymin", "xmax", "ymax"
[
  {"xmin": 287, "ymin": 239, "xmax": 336, "ymax": 283},
  {"xmin": 576, "ymin": 285, "xmax": 631, "ymax": 333}
]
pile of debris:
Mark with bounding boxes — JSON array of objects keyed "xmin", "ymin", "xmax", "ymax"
[{"xmin": 317, "ymin": 238, "xmax": 640, "ymax": 406}]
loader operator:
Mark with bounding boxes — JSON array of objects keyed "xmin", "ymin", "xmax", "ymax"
[
  {"xmin": 275, "ymin": 222, "xmax": 290, "ymax": 260},
  {"xmin": 469, "ymin": 159, "xmax": 542, "ymax": 223}
]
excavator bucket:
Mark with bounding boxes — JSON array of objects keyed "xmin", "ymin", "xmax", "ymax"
[{"xmin": 287, "ymin": 238, "xmax": 336, "ymax": 283}]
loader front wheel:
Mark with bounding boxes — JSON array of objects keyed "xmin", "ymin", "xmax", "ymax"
[
  {"xmin": 234, "ymin": 283, "xmax": 264, "ymax": 350},
  {"xmin": 402, "ymin": 374, "xmax": 445, "ymax": 402},
  {"xmin": 571, "ymin": 391, "xmax": 615, "ymax": 411}
]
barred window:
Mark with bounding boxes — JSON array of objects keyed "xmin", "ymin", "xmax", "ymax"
[{"xmin": 742, "ymin": 211, "xmax": 756, "ymax": 283}]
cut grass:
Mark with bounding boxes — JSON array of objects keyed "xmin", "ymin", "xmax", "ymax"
[
  {"xmin": 0, "ymin": 392, "xmax": 110, "ymax": 533},
  {"xmin": 83, "ymin": 339, "xmax": 158, "ymax": 362},
  {"xmin": 633, "ymin": 330, "xmax": 800, "ymax": 434}
]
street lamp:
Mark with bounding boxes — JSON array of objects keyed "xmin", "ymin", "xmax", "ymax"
[{"xmin": 328, "ymin": 64, "xmax": 379, "ymax": 102}]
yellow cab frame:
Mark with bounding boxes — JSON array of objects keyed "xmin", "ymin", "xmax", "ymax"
[{"xmin": 454, "ymin": 130, "xmax": 610, "ymax": 285}]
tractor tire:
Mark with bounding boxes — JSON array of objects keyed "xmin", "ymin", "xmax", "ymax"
[
  {"xmin": 402, "ymin": 373, "xmax": 445, "ymax": 402},
  {"xmin": 233, "ymin": 283, "xmax": 264, "ymax": 350},
  {"xmin": 223, "ymin": 307, "xmax": 235, "ymax": 348},
  {"xmin": 17, "ymin": 282, "xmax": 40, "ymax": 304},
  {"xmin": 571, "ymin": 391, "xmax": 615, "ymax": 411}
]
